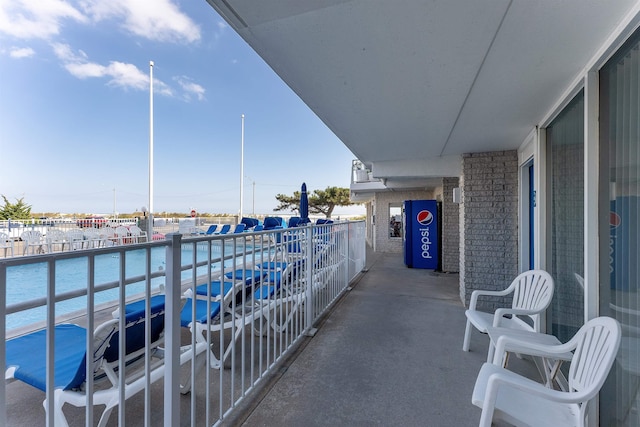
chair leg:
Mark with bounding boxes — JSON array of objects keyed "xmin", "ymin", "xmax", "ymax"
[
  {"xmin": 463, "ymin": 319, "xmax": 472, "ymax": 351},
  {"xmin": 486, "ymin": 342, "xmax": 495, "ymax": 363}
]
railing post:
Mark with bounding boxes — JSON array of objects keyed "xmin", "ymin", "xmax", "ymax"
[
  {"xmin": 345, "ymin": 223, "xmax": 351, "ymax": 287},
  {"xmin": 0, "ymin": 263, "xmax": 6, "ymax": 426},
  {"xmin": 305, "ymin": 225, "xmax": 316, "ymax": 336},
  {"xmin": 164, "ymin": 233, "xmax": 182, "ymax": 427}
]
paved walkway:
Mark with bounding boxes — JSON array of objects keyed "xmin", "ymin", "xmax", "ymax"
[{"xmin": 227, "ymin": 249, "xmax": 537, "ymax": 427}]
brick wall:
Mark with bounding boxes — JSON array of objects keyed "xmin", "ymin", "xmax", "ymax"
[
  {"xmin": 460, "ymin": 151, "xmax": 519, "ymax": 309},
  {"xmin": 442, "ymin": 177, "xmax": 460, "ymax": 273}
]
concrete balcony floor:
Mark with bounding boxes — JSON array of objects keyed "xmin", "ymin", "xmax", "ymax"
[{"xmin": 229, "ymin": 248, "xmax": 537, "ymax": 427}]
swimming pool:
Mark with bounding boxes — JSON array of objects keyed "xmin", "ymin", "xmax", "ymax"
[{"xmin": 5, "ymin": 242, "xmax": 253, "ymax": 331}]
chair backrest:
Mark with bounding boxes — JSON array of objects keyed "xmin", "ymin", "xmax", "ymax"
[
  {"xmin": 115, "ymin": 226, "xmax": 129, "ymax": 236},
  {"xmin": 21, "ymin": 230, "xmax": 42, "ymax": 243},
  {"xmin": 263, "ymin": 217, "xmax": 283, "ymax": 230},
  {"xmin": 240, "ymin": 217, "xmax": 259, "ymax": 229},
  {"xmin": 103, "ymin": 302, "xmax": 165, "ymax": 364},
  {"xmin": 233, "ymin": 224, "xmax": 246, "ymax": 233},
  {"xmin": 0, "ymin": 231, "xmax": 10, "ymax": 244},
  {"xmin": 66, "ymin": 229, "xmax": 84, "ymax": 241},
  {"xmin": 83, "ymin": 228, "xmax": 99, "ymax": 239},
  {"xmin": 205, "ymin": 225, "xmax": 218, "ymax": 234},
  {"xmin": 288, "ymin": 217, "xmax": 301, "ymax": 227},
  {"xmin": 46, "ymin": 229, "xmax": 66, "ymax": 243},
  {"xmin": 509, "ymin": 269, "xmax": 554, "ymax": 331},
  {"xmin": 254, "ymin": 224, "xmax": 264, "ymax": 232},
  {"xmin": 129, "ymin": 225, "xmax": 143, "ymax": 236},
  {"xmin": 568, "ymin": 316, "xmax": 621, "ymax": 399},
  {"xmin": 316, "ymin": 219, "xmax": 333, "ymax": 225},
  {"xmin": 218, "ymin": 224, "xmax": 231, "ymax": 234}
]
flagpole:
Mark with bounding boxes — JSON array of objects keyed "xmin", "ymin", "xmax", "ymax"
[
  {"xmin": 239, "ymin": 114, "xmax": 245, "ymax": 220},
  {"xmin": 148, "ymin": 61, "xmax": 154, "ymax": 238}
]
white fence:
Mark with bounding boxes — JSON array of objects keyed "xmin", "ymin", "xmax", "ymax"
[{"xmin": 0, "ymin": 221, "xmax": 366, "ymax": 426}]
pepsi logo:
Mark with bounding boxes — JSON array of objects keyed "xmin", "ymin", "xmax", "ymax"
[
  {"xmin": 610, "ymin": 212, "xmax": 621, "ymax": 228},
  {"xmin": 417, "ymin": 210, "xmax": 434, "ymax": 226}
]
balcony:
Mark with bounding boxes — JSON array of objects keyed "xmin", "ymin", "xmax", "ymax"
[
  {"xmin": 350, "ymin": 159, "xmax": 388, "ymax": 203},
  {"xmin": 1, "ymin": 222, "xmax": 538, "ymax": 426}
]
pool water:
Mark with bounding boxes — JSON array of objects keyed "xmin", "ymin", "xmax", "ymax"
[{"xmin": 6, "ymin": 243, "xmax": 245, "ymax": 331}]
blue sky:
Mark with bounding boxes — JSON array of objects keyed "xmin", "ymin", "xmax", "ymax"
[{"xmin": 0, "ymin": 0, "xmax": 362, "ymax": 218}]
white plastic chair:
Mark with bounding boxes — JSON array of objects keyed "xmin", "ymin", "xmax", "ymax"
[
  {"xmin": 0, "ymin": 232, "xmax": 14, "ymax": 257},
  {"xmin": 45, "ymin": 229, "xmax": 67, "ymax": 252},
  {"xmin": 128, "ymin": 225, "xmax": 147, "ymax": 243},
  {"xmin": 21, "ymin": 230, "xmax": 44, "ymax": 255},
  {"xmin": 82, "ymin": 228, "xmax": 100, "ymax": 248},
  {"xmin": 472, "ymin": 316, "xmax": 621, "ymax": 427},
  {"xmin": 462, "ymin": 269, "xmax": 554, "ymax": 352},
  {"xmin": 65, "ymin": 229, "xmax": 85, "ymax": 250},
  {"xmin": 114, "ymin": 226, "xmax": 130, "ymax": 245}
]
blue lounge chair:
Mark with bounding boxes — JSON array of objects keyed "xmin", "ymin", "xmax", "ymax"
[
  {"xmin": 201, "ymin": 224, "xmax": 218, "ymax": 235},
  {"xmin": 240, "ymin": 217, "xmax": 261, "ymax": 230},
  {"xmin": 178, "ymin": 269, "xmax": 266, "ymax": 371},
  {"xmin": 288, "ymin": 217, "xmax": 301, "ymax": 228},
  {"xmin": 5, "ymin": 299, "xmax": 166, "ymax": 427},
  {"xmin": 213, "ymin": 224, "xmax": 231, "ymax": 235},
  {"xmin": 232, "ymin": 224, "xmax": 246, "ymax": 234},
  {"xmin": 263, "ymin": 217, "xmax": 284, "ymax": 230}
]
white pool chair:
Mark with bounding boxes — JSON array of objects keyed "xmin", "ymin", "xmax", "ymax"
[
  {"xmin": 0, "ymin": 231, "xmax": 14, "ymax": 257},
  {"xmin": 21, "ymin": 230, "xmax": 44, "ymax": 255},
  {"xmin": 65, "ymin": 229, "xmax": 85, "ymax": 251},
  {"xmin": 114, "ymin": 226, "xmax": 130, "ymax": 245},
  {"xmin": 472, "ymin": 316, "xmax": 621, "ymax": 427},
  {"xmin": 463, "ymin": 269, "xmax": 554, "ymax": 352},
  {"xmin": 82, "ymin": 228, "xmax": 101, "ymax": 248},
  {"xmin": 128, "ymin": 225, "xmax": 147, "ymax": 243},
  {"xmin": 45, "ymin": 229, "xmax": 67, "ymax": 252}
]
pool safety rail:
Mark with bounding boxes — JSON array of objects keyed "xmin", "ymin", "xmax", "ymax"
[{"xmin": 0, "ymin": 221, "xmax": 366, "ymax": 426}]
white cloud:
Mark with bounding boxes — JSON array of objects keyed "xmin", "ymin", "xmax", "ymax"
[
  {"xmin": 9, "ymin": 47, "xmax": 35, "ymax": 58},
  {"xmin": 0, "ymin": 0, "xmax": 87, "ymax": 40},
  {"xmin": 80, "ymin": 0, "xmax": 201, "ymax": 43},
  {"xmin": 174, "ymin": 76, "xmax": 205, "ymax": 101},
  {"xmin": 52, "ymin": 42, "xmax": 173, "ymax": 96},
  {"xmin": 0, "ymin": 0, "xmax": 199, "ymax": 44}
]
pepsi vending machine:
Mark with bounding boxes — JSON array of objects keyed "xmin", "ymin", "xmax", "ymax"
[{"xmin": 403, "ymin": 200, "xmax": 439, "ymax": 269}]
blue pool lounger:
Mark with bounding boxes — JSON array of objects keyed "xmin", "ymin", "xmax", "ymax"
[{"xmin": 5, "ymin": 301, "xmax": 167, "ymax": 427}]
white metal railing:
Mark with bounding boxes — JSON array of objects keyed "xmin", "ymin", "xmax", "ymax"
[{"xmin": 0, "ymin": 221, "xmax": 365, "ymax": 426}]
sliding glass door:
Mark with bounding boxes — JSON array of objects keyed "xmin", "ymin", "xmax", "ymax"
[
  {"xmin": 599, "ymin": 32, "xmax": 640, "ymax": 427},
  {"xmin": 546, "ymin": 92, "xmax": 585, "ymax": 343}
]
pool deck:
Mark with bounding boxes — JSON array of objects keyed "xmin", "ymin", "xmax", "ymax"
[{"xmin": 5, "ymin": 245, "xmax": 538, "ymax": 426}]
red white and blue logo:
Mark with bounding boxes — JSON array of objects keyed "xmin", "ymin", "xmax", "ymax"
[
  {"xmin": 417, "ymin": 210, "xmax": 434, "ymax": 226},
  {"xmin": 610, "ymin": 211, "xmax": 621, "ymax": 228}
]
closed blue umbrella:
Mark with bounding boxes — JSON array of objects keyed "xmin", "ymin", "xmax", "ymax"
[{"xmin": 299, "ymin": 182, "xmax": 309, "ymax": 225}]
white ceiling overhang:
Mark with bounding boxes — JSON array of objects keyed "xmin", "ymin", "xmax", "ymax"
[{"xmin": 206, "ymin": 0, "xmax": 639, "ymax": 193}]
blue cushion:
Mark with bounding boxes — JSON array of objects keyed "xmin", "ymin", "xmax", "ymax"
[
  {"xmin": 194, "ymin": 281, "xmax": 233, "ymax": 297},
  {"xmin": 225, "ymin": 270, "xmax": 264, "ymax": 284},
  {"xmin": 6, "ymin": 324, "xmax": 88, "ymax": 391},
  {"xmin": 180, "ymin": 299, "xmax": 222, "ymax": 327}
]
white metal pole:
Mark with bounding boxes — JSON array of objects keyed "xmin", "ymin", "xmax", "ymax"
[
  {"xmin": 240, "ymin": 114, "xmax": 245, "ymax": 220},
  {"xmin": 149, "ymin": 61, "xmax": 154, "ymax": 238},
  {"xmin": 252, "ymin": 180, "xmax": 255, "ymax": 216}
]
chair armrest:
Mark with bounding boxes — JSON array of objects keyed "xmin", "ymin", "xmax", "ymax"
[
  {"xmin": 486, "ymin": 368, "xmax": 587, "ymax": 405},
  {"xmin": 492, "ymin": 308, "xmax": 544, "ymax": 327},
  {"xmin": 492, "ymin": 334, "xmax": 575, "ymax": 365},
  {"xmin": 469, "ymin": 287, "xmax": 514, "ymax": 310}
]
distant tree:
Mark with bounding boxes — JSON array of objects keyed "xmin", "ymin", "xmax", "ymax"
[
  {"xmin": 274, "ymin": 186, "xmax": 355, "ymax": 219},
  {"xmin": 0, "ymin": 196, "xmax": 32, "ymax": 220}
]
